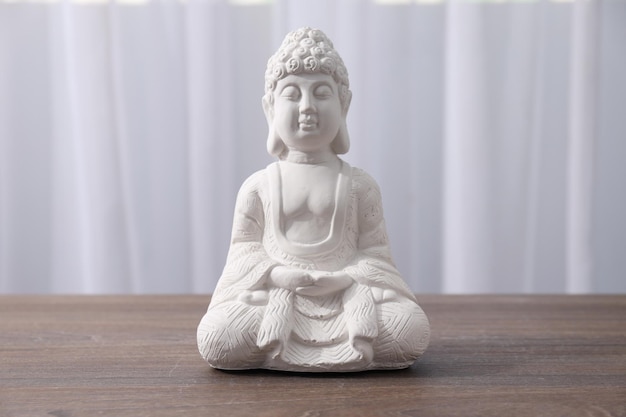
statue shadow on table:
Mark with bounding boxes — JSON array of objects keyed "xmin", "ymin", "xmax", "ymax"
[{"xmin": 202, "ymin": 328, "xmax": 520, "ymax": 379}]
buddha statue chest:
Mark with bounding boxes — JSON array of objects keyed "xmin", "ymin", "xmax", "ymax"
[{"xmin": 278, "ymin": 162, "xmax": 341, "ymax": 244}]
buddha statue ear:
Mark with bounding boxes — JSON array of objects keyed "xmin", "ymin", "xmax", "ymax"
[
  {"xmin": 263, "ymin": 96, "xmax": 286, "ymax": 158},
  {"xmin": 331, "ymin": 90, "xmax": 352, "ymax": 155},
  {"xmin": 331, "ymin": 121, "xmax": 350, "ymax": 155}
]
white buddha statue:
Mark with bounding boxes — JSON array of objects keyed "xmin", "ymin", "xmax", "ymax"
[{"xmin": 197, "ymin": 27, "xmax": 430, "ymax": 372}]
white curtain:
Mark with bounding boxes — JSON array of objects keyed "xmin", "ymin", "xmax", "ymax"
[{"xmin": 1, "ymin": 0, "xmax": 624, "ymax": 294}]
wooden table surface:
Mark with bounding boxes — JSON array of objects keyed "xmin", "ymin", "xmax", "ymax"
[{"xmin": 1, "ymin": 295, "xmax": 624, "ymax": 417}]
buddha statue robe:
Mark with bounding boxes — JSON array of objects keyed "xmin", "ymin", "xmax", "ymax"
[{"xmin": 197, "ymin": 160, "xmax": 429, "ymax": 372}]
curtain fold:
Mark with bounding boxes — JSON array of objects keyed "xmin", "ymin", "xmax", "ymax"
[
  {"xmin": 0, "ymin": 0, "xmax": 623, "ymax": 294},
  {"xmin": 566, "ymin": 0, "xmax": 599, "ymax": 293},
  {"xmin": 443, "ymin": 0, "xmax": 493, "ymax": 293}
]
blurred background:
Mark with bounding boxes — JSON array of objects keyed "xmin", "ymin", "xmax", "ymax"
[{"xmin": 0, "ymin": 0, "xmax": 624, "ymax": 294}]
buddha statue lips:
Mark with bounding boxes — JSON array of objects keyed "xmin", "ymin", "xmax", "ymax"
[
  {"xmin": 299, "ymin": 116, "xmax": 317, "ymax": 130},
  {"xmin": 197, "ymin": 27, "xmax": 430, "ymax": 373}
]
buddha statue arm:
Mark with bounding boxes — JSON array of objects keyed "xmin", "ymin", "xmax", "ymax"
[
  {"xmin": 210, "ymin": 171, "xmax": 279, "ymax": 307},
  {"xmin": 342, "ymin": 169, "xmax": 416, "ymax": 302}
]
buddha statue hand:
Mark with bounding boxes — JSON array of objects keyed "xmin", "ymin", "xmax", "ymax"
[
  {"xmin": 268, "ymin": 266, "xmax": 314, "ymax": 291},
  {"xmin": 295, "ymin": 271, "xmax": 354, "ymax": 297}
]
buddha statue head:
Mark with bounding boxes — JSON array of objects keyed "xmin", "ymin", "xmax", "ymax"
[{"xmin": 263, "ymin": 27, "xmax": 352, "ymax": 159}]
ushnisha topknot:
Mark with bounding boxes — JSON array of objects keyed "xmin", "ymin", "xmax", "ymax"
[{"xmin": 264, "ymin": 27, "xmax": 351, "ymax": 110}]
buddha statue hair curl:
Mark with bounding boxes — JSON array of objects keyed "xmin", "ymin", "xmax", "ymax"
[{"xmin": 263, "ymin": 27, "xmax": 352, "ymax": 158}]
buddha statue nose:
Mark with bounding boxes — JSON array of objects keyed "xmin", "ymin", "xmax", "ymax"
[{"xmin": 300, "ymin": 93, "xmax": 316, "ymax": 114}]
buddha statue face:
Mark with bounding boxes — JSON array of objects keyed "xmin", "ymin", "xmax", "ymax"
[
  {"xmin": 263, "ymin": 27, "xmax": 352, "ymax": 158},
  {"xmin": 272, "ymin": 72, "xmax": 343, "ymax": 155}
]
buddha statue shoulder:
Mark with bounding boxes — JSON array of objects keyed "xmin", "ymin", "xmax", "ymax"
[{"xmin": 197, "ymin": 27, "xmax": 430, "ymax": 372}]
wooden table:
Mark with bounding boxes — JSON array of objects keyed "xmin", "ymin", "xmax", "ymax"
[{"xmin": 1, "ymin": 295, "xmax": 624, "ymax": 417}]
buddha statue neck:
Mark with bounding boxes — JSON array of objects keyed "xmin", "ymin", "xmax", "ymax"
[{"xmin": 282, "ymin": 149, "xmax": 338, "ymax": 166}]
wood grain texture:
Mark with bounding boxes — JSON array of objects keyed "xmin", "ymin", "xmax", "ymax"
[{"xmin": 1, "ymin": 295, "xmax": 624, "ymax": 417}]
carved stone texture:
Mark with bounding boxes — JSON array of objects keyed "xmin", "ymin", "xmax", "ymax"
[{"xmin": 197, "ymin": 27, "xmax": 430, "ymax": 372}]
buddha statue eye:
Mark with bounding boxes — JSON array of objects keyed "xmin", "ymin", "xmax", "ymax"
[
  {"xmin": 280, "ymin": 86, "xmax": 300, "ymax": 101},
  {"xmin": 314, "ymin": 85, "xmax": 333, "ymax": 99}
]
